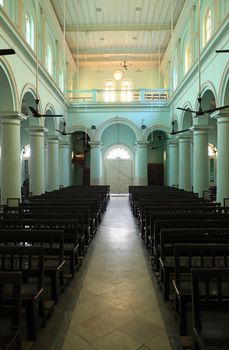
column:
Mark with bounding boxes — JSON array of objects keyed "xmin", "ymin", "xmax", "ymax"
[
  {"xmin": 135, "ymin": 142, "xmax": 148, "ymax": 185},
  {"xmin": 212, "ymin": 111, "xmax": 229, "ymax": 204},
  {"xmin": 167, "ymin": 140, "xmax": 179, "ymax": 187},
  {"xmin": 0, "ymin": 112, "xmax": 26, "ymax": 204},
  {"xmin": 27, "ymin": 126, "xmax": 46, "ymax": 196},
  {"xmin": 46, "ymin": 136, "xmax": 60, "ymax": 191},
  {"xmin": 90, "ymin": 141, "xmax": 102, "ymax": 185},
  {"xmin": 178, "ymin": 133, "xmax": 192, "ymax": 191},
  {"xmin": 59, "ymin": 141, "xmax": 71, "ymax": 188},
  {"xmin": 192, "ymin": 126, "xmax": 209, "ymax": 197}
]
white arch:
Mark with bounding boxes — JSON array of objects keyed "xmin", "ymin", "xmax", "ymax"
[
  {"xmin": 218, "ymin": 60, "xmax": 229, "ymax": 105},
  {"xmin": 144, "ymin": 124, "xmax": 170, "ymax": 141},
  {"xmin": 0, "ymin": 58, "xmax": 19, "ymax": 110},
  {"xmin": 96, "ymin": 116, "xmax": 142, "ymax": 142},
  {"xmin": 68, "ymin": 124, "xmax": 96, "ymax": 141}
]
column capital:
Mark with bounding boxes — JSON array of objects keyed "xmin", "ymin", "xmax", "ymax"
[
  {"xmin": 167, "ymin": 139, "xmax": 179, "ymax": 146},
  {"xmin": 59, "ymin": 141, "xmax": 70, "ymax": 148},
  {"xmin": 26, "ymin": 126, "xmax": 48, "ymax": 136},
  {"xmin": 46, "ymin": 135, "xmax": 61, "ymax": 143},
  {"xmin": 178, "ymin": 132, "xmax": 193, "ymax": 142},
  {"xmin": 136, "ymin": 141, "xmax": 149, "ymax": 147},
  {"xmin": 210, "ymin": 109, "xmax": 229, "ymax": 121},
  {"xmin": 89, "ymin": 141, "xmax": 102, "ymax": 148},
  {"xmin": 191, "ymin": 125, "xmax": 211, "ymax": 135},
  {"xmin": 0, "ymin": 111, "xmax": 27, "ymax": 124}
]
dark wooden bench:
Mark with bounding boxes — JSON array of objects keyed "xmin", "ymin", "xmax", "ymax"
[
  {"xmin": 172, "ymin": 243, "xmax": 229, "ymax": 336},
  {"xmin": 0, "ymin": 218, "xmax": 80, "ymax": 277},
  {"xmin": 0, "ymin": 271, "xmax": 22, "ymax": 350},
  {"xmin": 192, "ymin": 268, "xmax": 229, "ymax": 350},
  {"xmin": 153, "ymin": 218, "xmax": 229, "ymax": 271},
  {"xmin": 16, "ymin": 205, "xmax": 94, "ymax": 244},
  {"xmin": 0, "ymin": 246, "xmax": 45, "ymax": 341},
  {"xmin": 158, "ymin": 228, "xmax": 229, "ymax": 300},
  {"xmin": 140, "ymin": 205, "xmax": 223, "ymax": 245},
  {"xmin": 0, "ymin": 229, "xmax": 66, "ymax": 304}
]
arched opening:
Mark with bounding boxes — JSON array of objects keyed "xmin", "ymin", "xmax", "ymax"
[
  {"xmin": 105, "ymin": 144, "xmax": 133, "ymax": 194},
  {"xmin": 147, "ymin": 130, "xmax": 168, "ymax": 185},
  {"xmin": 72, "ymin": 131, "xmax": 91, "ymax": 186},
  {"xmin": 0, "ymin": 65, "xmax": 14, "ymax": 110},
  {"xmin": 102, "ymin": 123, "xmax": 135, "ymax": 194},
  {"xmin": 201, "ymin": 89, "xmax": 217, "ymax": 191},
  {"xmin": 21, "ymin": 144, "xmax": 30, "ymax": 199}
]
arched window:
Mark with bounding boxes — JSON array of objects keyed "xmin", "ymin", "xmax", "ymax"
[
  {"xmin": 203, "ymin": 8, "xmax": 212, "ymax": 46},
  {"xmin": 107, "ymin": 147, "xmax": 130, "ymax": 160},
  {"xmin": 25, "ymin": 12, "xmax": 35, "ymax": 49},
  {"xmin": 104, "ymin": 80, "xmax": 115, "ymax": 102},
  {"xmin": 121, "ymin": 80, "xmax": 132, "ymax": 102},
  {"xmin": 173, "ymin": 67, "xmax": 178, "ymax": 90},
  {"xmin": 59, "ymin": 67, "xmax": 64, "ymax": 91},
  {"xmin": 45, "ymin": 44, "xmax": 52, "ymax": 75},
  {"xmin": 184, "ymin": 44, "xmax": 191, "ymax": 74}
]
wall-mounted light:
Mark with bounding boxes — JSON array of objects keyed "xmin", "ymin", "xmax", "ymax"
[
  {"xmin": 91, "ymin": 125, "xmax": 96, "ymax": 130},
  {"xmin": 141, "ymin": 124, "xmax": 147, "ymax": 130}
]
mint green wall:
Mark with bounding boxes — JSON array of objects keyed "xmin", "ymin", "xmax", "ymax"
[
  {"xmin": 78, "ymin": 66, "xmax": 162, "ymax": 90},
  {"xmin": 102, "ymin": 124, "xmax": 136, "ymax": 153}
]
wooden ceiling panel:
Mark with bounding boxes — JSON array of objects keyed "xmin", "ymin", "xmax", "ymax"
[{"xmin": 51, "ymin": 0, "xmax": 185, "ymax": 67}]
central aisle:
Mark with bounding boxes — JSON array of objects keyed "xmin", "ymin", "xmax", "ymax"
[{"xmin": 62, "ymin": 196, "xmax": 173, "ymax": 350}]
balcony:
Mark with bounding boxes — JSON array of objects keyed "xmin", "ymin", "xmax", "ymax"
[{"xmin": 66, "ymin": 89, "xmax": 169, "ymax": 105}]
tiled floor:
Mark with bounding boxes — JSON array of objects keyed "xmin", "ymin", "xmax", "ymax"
[{"xmin": 33, "ymin": 196, "xmax": 182, "ymax": 350}]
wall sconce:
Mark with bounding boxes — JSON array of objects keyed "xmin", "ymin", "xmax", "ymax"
[
  {"xmin": 91, "ymin": 125, "xmax": 96, "ymax": 130},
  {"xmin": 141, "ymin": 124, "xmax": 147, "ymax": 130}
]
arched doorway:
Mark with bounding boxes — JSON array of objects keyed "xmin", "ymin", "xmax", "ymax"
[
  {"xmin": 105, "ymin": 145, "xmax": 133, "ymax": 194},
  {"xmin": 147, "ymin": 130, "xmax": 167, "ymax": 185}
]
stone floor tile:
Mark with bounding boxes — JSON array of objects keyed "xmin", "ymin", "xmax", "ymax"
[{"xmin": 93, "ymin": 330, "xmax": 141, "ymax": 350}]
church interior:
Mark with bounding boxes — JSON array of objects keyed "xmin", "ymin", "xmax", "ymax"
[{"xmin": 0, "ymin": 0, "xmax": 229, "ymax": 349}]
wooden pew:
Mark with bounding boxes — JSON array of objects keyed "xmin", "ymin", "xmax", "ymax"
[
  {"xmin": 0, "ymin": 246, "xmax": 45, "ymax": 341},
  {"xmin": 172, "ymin": 243, "xmax": 229, "ymax": 336},
  {"xmin": 152, "ymin": 217, "xmax": 229, "ymax": 271},
  {"xmin": 191, "ymin": 268, "xmax": 229, "ymax": 350},
  {"xmin": 16, "ymin": 205, "xmax": 94, "ymax": 243},
  {"xmin": 0, "ymin": 229, "xmax": 66, "ymax": 304},
  {"xmin": 141, "ymin": 205, "xmax": 223, "ymax": 245},
  {"xmin": 0, "ymin": 271, "xmax": 22, "ymax": 350},
  {"xmin": 158, "ymin": 228, "xmax": 229, "ymax": 300},
  {"xmin": 0, "ymin": 218, "xmax": 80, "ymax": 278}
]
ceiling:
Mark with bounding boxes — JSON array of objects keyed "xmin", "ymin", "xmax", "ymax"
[{"xmin": 51, "ymin": 0, "xmax": 185, "ymax": 68}]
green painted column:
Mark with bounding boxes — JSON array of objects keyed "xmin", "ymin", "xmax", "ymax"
[
  {"xmin": 27, "ymin": 126, "xmax": 46, "ymax": 196},
  {"xmin": 212, "ymin": 111, "xmax": 229, "ymax": 204},
  {"xmin": 47, "ymin": 135, "xmax": 60, "ymax": 191},
  {"xmin": 90, "ymin": 141, "xmax": 102, "ymax": 185},
  {"xmin": 59, "ymin": 141, "xmax": 71, "ymax": 188},
  {"xmin": 135, "ymin": 141, "xmax": 148, "ymax": 185},
  {"xmin": 167, "ymin": 140, "xmax": 179, "ymax": 187},
  {"xmin": 0, "ymin": 112, "xmax": 25, "ymax": 204},
  {"xmin": 178, "ymin": 133, "xmax": 192, "ymax": 191},
  {"xmin": 192, "ymin": 126, "xmax": 209, "ymax": 197}
]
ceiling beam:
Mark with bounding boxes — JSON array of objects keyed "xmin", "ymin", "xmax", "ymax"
[
  {"xmin": 66, "ymin": 23, "xmax": 171, "ymax": 32},
  {"xmin": 76, "ymin": 57, "xmax": 160, "ymax": 63},
  {"xmin": 72, "ymin": 48, "xmax": 166, "ymax": 55}
]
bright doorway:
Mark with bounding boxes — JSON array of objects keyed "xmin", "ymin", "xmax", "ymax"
[{"xmin": 105, "ymin": 146, "xmax": 133, "ymax": 194}]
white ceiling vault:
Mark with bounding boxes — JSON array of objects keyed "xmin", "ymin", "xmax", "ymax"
[{"xmin": 51, "ymin": 0, "xmax": 185, "ymax": 68}]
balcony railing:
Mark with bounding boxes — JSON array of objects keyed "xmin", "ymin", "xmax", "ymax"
[{"xmin": 66, "ymin": 89, "xmax": 169, "ymax": 105}]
